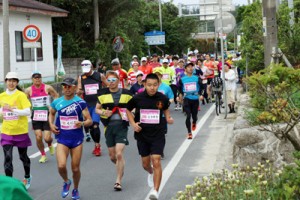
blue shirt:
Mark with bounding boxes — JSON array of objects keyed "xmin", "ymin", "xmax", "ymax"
[
  {"xmin": 158, "ymin": 82, "xmax": 174, "ymax": 100},
  {"xmin": 50, "ymin": 95, "xmax": 87, "ymax": 140},
  {"xmin": 178, "ymin": 75, "xmax": 202, "ymax": 100}
]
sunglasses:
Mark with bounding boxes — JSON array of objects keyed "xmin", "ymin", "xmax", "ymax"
[
  {"xmin": 62, "ymin": 84, "xmax": 73, "ymax": 89},
  {"xmin": 107, "ymin": 78, "xmax": 118, "ymax": 82},
  {"xmin": 81, "ymin": 64, "xmax": 91, "ymax": 66}
]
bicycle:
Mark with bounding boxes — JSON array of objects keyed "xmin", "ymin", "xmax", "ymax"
[
  {"xmin": 212, "ymin": 86, "xmax": 223, "ymax": 115},
  {"xmin": 211, "ymin": 77, "xmax": 223, "ymax": 116}
]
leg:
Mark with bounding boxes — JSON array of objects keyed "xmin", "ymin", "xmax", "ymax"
[
  {"xmin": 34, "ymin": 130, "xmax": 45, "ymax": 155},
  {"xmin": 151, "ymin": 155, "xmax": 162, "ymax": 192},
  {"xmin": 115, "ymin": 143, "xmax": 125, "ymax": 184},
  {"xmin": 191, "ymin": 100, "xmax": 199, "ymax": 124},
  {"xmin": 18, "ymin": 147, "xmax": 31, "ymax": 178},
  {"xmin": 141, "ymin": 156, "xmax": 153, "ymax": 174},
  {"xmin": 56, "ymin": 143, "xmax": 70, "ymax": 182},
  {"xmin": 70, "ymin": 144, "xmax": 83, "ymax": 189},
  {"xmin": 3, "ymin": 145, "xmax": 14, "ymax": 177},
  {"xmin": 43, "ymin": 130, "xmax": 53, "ymax": 147},
  {"xmin": 183, "ymin": 99, "xmax": 192, "ymax": 133}
]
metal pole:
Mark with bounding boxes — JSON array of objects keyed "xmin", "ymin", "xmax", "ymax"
[
  {"xmin": 262, "ymin": 0, "xmax": 279, "ymax": 67},
  {"xmin": 3, "ymin": 0, "xmax": 10, "ymax": 80},
  {"xmin": 34, "ymin": 46, "xmax": 37, "ymax": 71},
  {"xmin": 288, "ymin": 0, "xmax": 294, "ymax": 27},
  {"xmin": 219, "ymin": 0, "xmax": 228, "ymax": 118},
  {"xmin": 159, "ymin": 0, "xmax": 162, "ymax": 31}
]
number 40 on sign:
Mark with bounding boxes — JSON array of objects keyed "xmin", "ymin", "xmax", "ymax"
[{"xmin": 23, "ymin": 25, "xmax": 41, "ymax": 42}]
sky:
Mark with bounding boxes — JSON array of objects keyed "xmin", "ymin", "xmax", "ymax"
[{"xmin": 165, "ymin": 0, "xmax": 248, "ymax": 6}]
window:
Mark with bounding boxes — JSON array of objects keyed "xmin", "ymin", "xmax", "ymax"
[{"xmin": 15, "ymin": 31, "xmax": 43, "ymax": 62}]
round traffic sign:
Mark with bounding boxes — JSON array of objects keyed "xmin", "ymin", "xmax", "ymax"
[{"xmin": 23, "ymin": 25, "xmax": 41, "ymax": 42}]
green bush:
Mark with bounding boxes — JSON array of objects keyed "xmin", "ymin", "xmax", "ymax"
[{"xmin": 173, "ymin": 152, "xmax": 300, "ymax": 199}]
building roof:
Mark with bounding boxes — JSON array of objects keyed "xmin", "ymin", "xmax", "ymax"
[{"xmin": 0, "ymin": 0, "xmax": 68, "ymax": 17}]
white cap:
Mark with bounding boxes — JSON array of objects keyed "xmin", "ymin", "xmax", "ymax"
[
  {"xmin": 81, "ymin": 60, "xmax": 92, "ymax": 73},
  {"xmin": 132, "ymin": 55, "xmax": 138, "ymax": 59},
  {"xmin": 132, "ymin": 61, "xmax": 139, "ymax": 66},
  {"xmin": 162, "ymin": 58, "xmax": 169, "ymax": 63},
  {"xmin": 5, "ymin": 72, "xmax": 19, "ymax": 80},
  {"xmin": 141, "ymin": 57, "xmax": 147, "ymax": 62},
  {"xmin": 188, "ymin": 51, "xmax": 193, "ymax": 55},
  {"xmin": 194, "ymin": 49, "xmax": 199, "ymax": 54}
]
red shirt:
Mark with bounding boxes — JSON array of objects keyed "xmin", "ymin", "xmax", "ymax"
[
  {"xmin": 128, "ymin": 70, "xmax": 142, "ymax": 86},
  {"xmin": 115, "ymin": 69, "xmax": 128, "ymax": 88},
  {"xmin": 138, "ymin": 65, "xmax": 152, "ymax": 75},
  {"xmin": 203, "ymin": 60, "xmax": 215, "ymax": 78},
  {"xmin": 148, "ymin": 62, "xmax": 161, "ymax": 69}
]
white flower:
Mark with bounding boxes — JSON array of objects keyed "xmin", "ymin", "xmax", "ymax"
[{"xmin": 244, "ymin": 189, "xmax": 254, "ymax": 195}]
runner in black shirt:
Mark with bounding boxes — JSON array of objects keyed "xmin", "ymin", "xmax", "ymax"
[{"xmin": 126, "ymin": 74, "xmax": 174, "ymax": 200}]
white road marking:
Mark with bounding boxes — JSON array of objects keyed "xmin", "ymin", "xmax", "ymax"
[
  {"xmin": 29, "ymin": 143, "xmax": 58, "ymax": 158},
  {"xmin": 145, "ymin": 105, "xmax": 215, "ymax": 200}
]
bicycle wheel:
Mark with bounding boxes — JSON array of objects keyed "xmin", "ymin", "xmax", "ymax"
[{"xmin": 218, "ymin": 92, "xmax": 222, "ymax": 114}]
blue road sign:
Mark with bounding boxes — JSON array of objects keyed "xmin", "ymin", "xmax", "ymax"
[{"xmin": 144, "ymin": 30, "xmax": 165, "ymax": 45}]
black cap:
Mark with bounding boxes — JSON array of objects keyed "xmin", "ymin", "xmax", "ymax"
[
  {"xmin": 32, "ymin": 71, "xmax": 42, "ymax": 78},
  {"xmin": 61, "ymin": 77, "xmax": 77, "ymax": 86},
  {"xmin": 184, "ymin": 62, "xmax": 194, "ymax": 68},
  {"xmin": 152, "ymin": 53, "xmax": 158, "ymax": 57}
]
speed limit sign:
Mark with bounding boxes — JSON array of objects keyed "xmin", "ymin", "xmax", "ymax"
[{"xmin": 23, "ymin": 25, "xmax": 41, "ymax": 42}]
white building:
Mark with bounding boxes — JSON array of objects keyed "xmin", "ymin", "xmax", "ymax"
[{"xmin": 0, "ymin": 0, "xmax": 68, "ymax": 82}]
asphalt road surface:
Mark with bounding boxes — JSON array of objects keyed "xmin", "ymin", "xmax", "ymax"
[{"xmin": 0, "ymin": 102, "xmax": 224, "ymax": 200}]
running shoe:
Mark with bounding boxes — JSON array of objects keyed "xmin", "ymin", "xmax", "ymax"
[
  {"xmin": 86, "ymin": 133, "xmax": 91, "ymax": 142},
  {"xmin": 49, "ymin": 146, "xmax": 55, "ymax": 156},
  {"xmin": 161, "ymin": 152, "xmax": 165, "ymax": 160},
  {"xmin": 61, "ymin": 179, "xmax": 72, "ymax": 198},
  {"xmin": 187, "ymin": 133, "xmax": 193, "ymax": 140},
  {"xmin": 149, "ymin": 189, "xmax": 159, "ymax": 200},
  {"xmin": 94, "ymin": 146, "xmax": 101, "ymax": 156},
  {"xmin": 192, "ymin": 123, "xmax": 197, "ymax": 131},
  {"xmin": 72, "ymin": 189, "xmax": 80, "ymax": 200},
  {"xmin": 198, "ymin": 106, "xmax": 201, "ymax": 111},
  {"xmin": 174, "ymin": 105, "xmax": 178, "ymax": 111},
  {"xmin": 39, "ymin": 155, "xmax": 47, "ymax": 163},
  {"xmin": 147, "ymin": 173, "xmax": 154, "ymax": 188},
  {"xmin": 23, "ymin": 175, "xmax": 32, "ymax": 190}
]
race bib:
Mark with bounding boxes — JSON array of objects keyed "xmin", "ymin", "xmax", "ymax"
[
  {"xmin": 140, "ymin": 109, "xmax": 160, "ymax": 124},
  {"xmin": 2, "ymin": 108, "xmax": 18, "ymax": 121},
  {"xmin": 84, "ymin": 84, "xmax": 99, "ymax": 95},
  {"xmin": 31, "ymin": 96, "xmax": 50, "ymax": 107},
  {"xmin": 60, "ymin": 116, "xmax": 78, "ymax": 130},
  {"xmin": 202, "ymin": 79, "xmax": 208, "ymax": 84},
  {"xmin": 184, "ymin": 82, "xmax": 197, "ymax": 92},
  {"xmin": 119, "ymin": 108, "xmax": 128, "ymax": 121},
  {"xmin": 33, "ymin": 110, "xmax": 48, "ymax": 121},
  {"xmin": 162, "ymin": 74, "xmax": 170, "ymax": 80}
]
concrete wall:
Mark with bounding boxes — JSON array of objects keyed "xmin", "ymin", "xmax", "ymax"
[{"xmin": 0, "ymin": 12, "xmax": 55, "ymax": 82}]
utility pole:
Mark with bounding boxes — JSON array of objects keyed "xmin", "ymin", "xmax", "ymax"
[
  {"xmin": 262, "ymin": 0, "xmax": 279, "ymax": 67},
  {"xmin": 3, "ymin": 0, "xmax": 10, "ymax": 80},
  {"xmin": 288, "ymin": 0, "xmax": 294, "ymax": 27},
  {"xmin": 159, "ymin": 0, "xmax": 162, "ymax": 31}
]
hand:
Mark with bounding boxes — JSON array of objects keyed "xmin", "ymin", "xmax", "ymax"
[
  {"xmin": 50, "ymin": 124, "xmax": 60, "ymax": 135},
  {"xmin": 199, "ymin": 95, "xmax": 204, "ymax": 101},
  {"xmin": 133, "ymin": 122, "xmax": 142, "ymax": 132},
  {"xmin": 103, "ymin": 108, "xmax": 113, "ymax": 117},
  {"xmin": 167, "ymin": 117, "xmax": 174, "ymax": 124},
  {"xmin": 75, "ymin": 121, "xmax": 83, "ymax": 128}
]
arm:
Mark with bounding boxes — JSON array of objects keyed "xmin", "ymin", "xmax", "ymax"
[
  {"xmin": 47, "ymin": 85, "xmax": 59, "ymax": 99},
  {"xmin": 49, "ymin": 107, "xmax": 59, "ymax": 134},
  {"xmin": 24, "ymin": 87, "xmax": 31, "ymax": 99},
  {"xmin": 198, "ymin": 77, "xmax": 204, "ymax": 101},
  {"xmin": 75, "ymin": 107, "xmax": 92, "ymax": 128},
  {"xmin": 12, "ymin": 108, "xmax": 31, "ymax": 116},
  {"xmin": 126, "ymin": 109, "xmax": 142, "ymax": 133},
  {"xmin": 100, "ymin": 74, "xmax": 108, "ymax": 87},
  {"xmin": 163, "ymin": 109, "xmax": 174, "ymax": 124},
  {"xmin": 76, "ymin": 76, "xmax": 84, "ymax": 96}
]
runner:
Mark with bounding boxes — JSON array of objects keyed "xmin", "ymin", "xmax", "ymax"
[
  {"xmin": 178, "ymin": 63, "xmax": 204, "ymax": 139},
  {"xmin": 153, "ymin": 68, "xmax": 174, "ymax": 103},
  {"xmin": 111, "ymin": 58, "xmax": 128, "ymax": 89},
  {"xmin": 0, "ymin": 72, "xmax": 32, "ymax": 189},
  {"xmin": 169, "ymin": 55, "xmax": 179, "ymax": 110},
  {"xmin": 127, "ymin": 61, "xmax": 143, "ymax": 87},
  {"xmin": 129, "ymin": 72, "xmax": 144, "ymax": 95},
  {"xmin": 25, "ymin": 72, "xmax": 59, "ymax": 163},
  {"xmin": 175, "ymin": 59, "xmax": 186, "ymax": 111},
  {"xmin": 126, "ymin": 73, "xmax": 174, "ymax": 200},
  {"xmin": 95, "ymin": 71, "xmax": 133, "ymax": 191},
  {"xmin": 77, "ymin": 60, "xmax": 106, "ymax": 156},
  {"xmin": 139, "ymin": 57, "xmax": 152, "ymax": 76},
  {"xmin": 159, "ymin": 59, "xmax": 175, "ymax": 87},
  {"xmin": 203, "ymin": 54, "xmax": 217, "ymax": 102},
  {"xmin": 49, "ymin": 77, "xmax": 92, "ymax": 200}
]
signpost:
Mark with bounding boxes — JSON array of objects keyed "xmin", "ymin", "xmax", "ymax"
[
  {"xmin": 144, "ymin": 31, "xmax": 165, "ymax": 45},
  {"xmin": 23, "ymin": 25, "xmax": 41, "ymax": 72}
]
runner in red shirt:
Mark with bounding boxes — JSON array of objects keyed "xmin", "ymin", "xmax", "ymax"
[
  {"xmin": 148, "ymin": 53, "xmax": 161, "ymax": 69},
  {"xmin": 111, "ymin": 58, "xmax": 128, "ymax": 89},
  {"xmin": 139, "ymin": 57, "xmax": 153, "ymax": 79}
]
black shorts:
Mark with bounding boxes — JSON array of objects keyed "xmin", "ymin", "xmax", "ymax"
[
  {"xmin": 137, "ymin": 137, "xmax": 165, "ymax": 157},
  {"xmin": 32, "ymin": 120, "xmax": 50, "ymax": 131},
  {"xmin": 207, "ymin": 78, "xmax": 213, "ymax": 85}
]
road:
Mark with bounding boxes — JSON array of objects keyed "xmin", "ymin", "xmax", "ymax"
[{"xmin": 0, "ymin": 102, "xmax": 234, "ymax": 200}]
